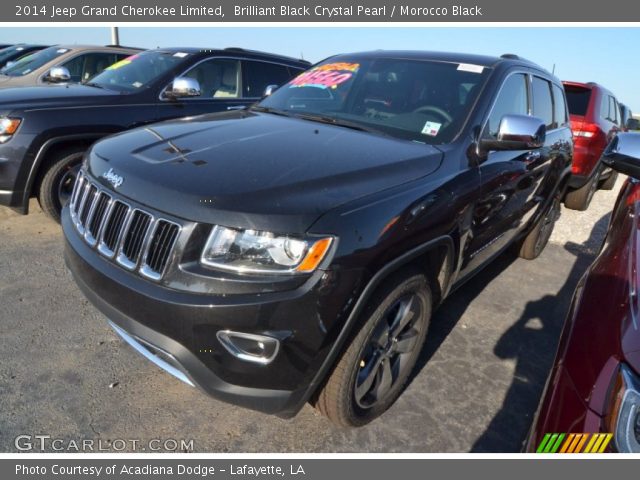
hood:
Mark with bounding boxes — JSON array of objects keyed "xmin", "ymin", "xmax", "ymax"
[
  {"xmin": 0, "ymin": 83, "xmax": 118, "ymax": 111},
  {"xmin": 87, "ymin": 111, "xmax": 444, "ymax": 233}
]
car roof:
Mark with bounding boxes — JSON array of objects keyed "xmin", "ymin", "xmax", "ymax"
[
  {"xmin": 326, "ymin": 50, "xmax": 543, "ymax": 69},
  {"xmin": 151, "ymin": 47, "xmax": 310, "ymax": 65},
  {"xmin": 51, "ymin": 44, "xmax": 142, "ymax": 51},
  {"xmin": 563, "ymin": 80, "xmax": 615, "ymax": 96}
]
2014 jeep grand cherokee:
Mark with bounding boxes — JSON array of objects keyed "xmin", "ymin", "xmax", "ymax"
[{"xmin": 63, "ymin": 51, "xmax": 573, "ymax": 426}]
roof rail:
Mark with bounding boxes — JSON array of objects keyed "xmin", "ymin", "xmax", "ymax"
[{"xmin": 105, "ymin": 44, "xmax": 142, "ymax": 50}]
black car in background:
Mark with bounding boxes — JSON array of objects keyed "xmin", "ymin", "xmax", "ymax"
[
  {"xmin": 0, "ymin": 47, "xmax": 310, "ymax": 221},
  {"xmin": 0, "ymin": 45, "xmax": 141, "ymax": 88},
  {"xmin": 0, "ymin": 44, "xmax": 48, "ymax": 69},
  {"xmin": 63, "ymin": 51, "xmax": 573, "ymax": 426}
]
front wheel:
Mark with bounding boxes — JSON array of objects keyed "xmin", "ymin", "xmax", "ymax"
[
  {"xmin": 37, "ymin": 150, "xmax": 84, "ymax": 223},
  {"xmin": 315, "ymin": 270, "xmax": 432, "ymax": 427}
]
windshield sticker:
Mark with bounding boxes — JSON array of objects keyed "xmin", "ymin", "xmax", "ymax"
[
  {"xmin": 289, "ymin": 62, "xmax": 359, "ymax": 90},
  {"xmin": 56, "ymin": 49, "xmax": 69, "ymax": 54},
  {"xmin": 132, "ymin": 81, "xmax": 143, "ymax": 88},
  {"xmin": 421, "ymin": 121, "xmax": 442, "ymax": 137},
  {"xmin": 106, "ymin": 55, "xmax": 138, "ymax": 70},
  {"xmin": 173, "ymin": 52, "xmax": 189, "ymax": 58},
  {"xmin": 457, "ymin": 63, "xmax": 484, "ymax": 74}
]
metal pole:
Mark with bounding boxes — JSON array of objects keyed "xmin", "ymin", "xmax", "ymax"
[{"xmin": 111, "ymin": 27, "xmax": 120, "ymax": 46}]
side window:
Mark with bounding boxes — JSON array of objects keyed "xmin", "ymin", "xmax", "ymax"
[
  {"xmin": 62, "ymin": 53, "xmax": 120, "ymax": 83},
  {"xmin": 486, "ymin": 73, "xmax": 528, "ymax": 137},
  {"xmin": 182, "ymin": 59, "xmax": 240, "ymax": 99},
  {"xmin": 242, "ymin": 61, "xmax": 295, "ymax": 98},
  {"xmin": 552, "ymin": 84, "xmax": 568, "ymax": 128},
  {"xmin": 600, "ymin": 93, "xmax": 611, "ymax": 122},
  {"xmin": 610, "ymin": 96, "xmax": 620, "ymax": 124},
  {"xmin": 532, "ymin": 76, "xmax": 554, "ymax": 130}
]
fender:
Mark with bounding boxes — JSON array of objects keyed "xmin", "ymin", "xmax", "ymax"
[
  {"xmin": 283, "ymin": 235, "xmax": 455, "ymax": 417},
  {"xmin": 21, "ymin": 132, "xmax": 114, "ymax": 213}
]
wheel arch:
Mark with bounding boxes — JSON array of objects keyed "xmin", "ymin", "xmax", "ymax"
[
  {"xmin": 22, "ymin": 133, "xmax": 112, "ymax": 213},
  {"xmin": 291, "ymin": 235, "xmax": 456, "ymax": 415}
]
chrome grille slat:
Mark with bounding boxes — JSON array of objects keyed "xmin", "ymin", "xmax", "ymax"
[{"xmin": 69, "ymin": 173, "xmax": 181, "ymax": 281}]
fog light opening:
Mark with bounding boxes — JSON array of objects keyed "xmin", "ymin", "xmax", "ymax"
[{"xmin": 216, "ymin": 331, "xmax": 280, "ymax": 365}]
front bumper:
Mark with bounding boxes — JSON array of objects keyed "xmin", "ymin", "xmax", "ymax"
[{"xmin": 62, "ymin": 209, "xmax": 362, "ymax": 417}]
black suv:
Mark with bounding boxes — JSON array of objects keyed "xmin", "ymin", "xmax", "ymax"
[
  {"xmin": 0, "ymin": 45, "xmax": 141, "ymax": 88},
  {"xmin": 0, "ymin": 47, "xmax": 309, "ymax": 221},
  {"xmin": 63, "ymin": 51, "xmax": 573, "ymax": 426}
]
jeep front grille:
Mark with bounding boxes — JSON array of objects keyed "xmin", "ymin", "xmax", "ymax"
[{"xmin": 69, "ymin": 172, "xmax": 181, "ymax": 281}]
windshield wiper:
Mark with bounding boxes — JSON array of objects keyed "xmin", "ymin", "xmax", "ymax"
[
  {"xmin": 250, "ymin": 105, "xmax": 294, "ymax": 117},
  {"xmin": 295, "ymin": 113, "xmax": 384, "ymax": 136},
  {"xmin": 82, "ymin": 82, "xmax": 106, "ymax": 90}
]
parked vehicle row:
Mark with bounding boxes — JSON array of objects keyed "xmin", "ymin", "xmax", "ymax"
[
  {"xmin": 0, "ymin": 46, "xmax": 309, "ymax": 221},
  {"xmin": 0, "ymin": 40, "xmax": 635, "ymax": 445}
]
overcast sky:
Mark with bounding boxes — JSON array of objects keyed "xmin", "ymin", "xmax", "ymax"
[{"xmin": 1, "ymin": 26, "xmax": 638, "ymax": 111}]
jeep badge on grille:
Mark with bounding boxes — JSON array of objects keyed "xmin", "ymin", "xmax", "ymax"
[{"xmin": 102, "ymin": 168, "xmax": 124, "ymax": 189}]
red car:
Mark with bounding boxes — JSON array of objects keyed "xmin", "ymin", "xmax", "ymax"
[
  {"xmin": 563, "ymin": 81, "xmax": 622, "ymax": 211},
  {"xmin": 527, "ymin": 133, "xmax": 640, "ymax": 453}
]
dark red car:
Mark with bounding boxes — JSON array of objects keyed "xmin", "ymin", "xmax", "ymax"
[
  {"xmin": 527, "ymin": 133, "xmax": 640, "ymax": 453},
  {"xmin": 563, "ymin": 81, "xmax": 622, "ymax": 211}
]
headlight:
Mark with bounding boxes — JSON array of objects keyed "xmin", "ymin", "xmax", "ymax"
[
  {"xmin": 200, "ymin": 225, "xmax": 334, "ymax": 274},
  {"xmin": 0, "ymin": 117, "xmax": 21, "ymax": 143},
  {"xmin": 606, "ymin": 364, "xmax": 640, "ymax": 452}
]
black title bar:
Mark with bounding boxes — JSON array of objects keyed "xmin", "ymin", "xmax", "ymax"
[{"xmin": 4, "ymin": 0, "xmax": 640, "ymax": 22}]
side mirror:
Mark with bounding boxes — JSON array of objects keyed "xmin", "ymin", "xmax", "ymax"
[
  {"xmin": 602, "ymin": 133, "xmax": 640, "ymax": 179},
  {"xmin": 4, "ymin": 61, "xmax": 15, "ymax": 69},
  {"xmin": 625, "ymin": 118, "xmax": 640, "ymax": 131},
  {"xmin": 167, "ymin": 77, "xmax": 201, "ymax": 99},
  {"xmin": 480, "ymin": 114, "xmax": 546, "ymax": 154},
  {"xmin": 46, "ymin": 66, "xmax": 71, "ymax": 83},
  {"xmin": 263, "ymin": 84, "xmax": 278, "ymax": 97}
]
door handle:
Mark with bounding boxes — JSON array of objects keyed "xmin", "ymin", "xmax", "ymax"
[
  {"xmin": 524, "ymin": 151, "xmax": 541, "ymax": 163},
  {"xmin": 226, "ymin": 105, "xmax": 246, "ymax": 111}
]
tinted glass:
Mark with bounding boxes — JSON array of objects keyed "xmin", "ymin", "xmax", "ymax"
[
  {"xmin": 564, "ymin": 85, "xmax": 591, "ymax": 116},
  {"xmin": 0, "ymin": 46, "xmax": 68, "ymax": 77},
  {"xmin": 89, "ymin": 50, "xmax": 187, "ymax": 92},
  {"xmin": 0, "ymin": 45, "xmax": 43, "ymax": 67},
  {"xmin": 552, "ymin": 84, "xmax": 568, "ymax": 128},
  {"xmin": 532, "ymin": 77, "xmax": 554, "ymax": 129},
  {"xmin": 609, "ymin": 96, "xmax": 620, "ymax": 124},
  {"xmin": 243, "ymin": 60, "xmax": 296, "ymax": 98},
  {"xmin": 259, "ymin": 57, "xmax": 491, "ymax": 144},
  {"xmin": 62, "ymin": 53, "xmax": 120, "ymax": 83},
  {"xmin": 486, "ymin": 73, "xmax": 528, "ymax": 137},
  {"xmin": 182, "ymin": 59, "xmax": 240, "ymax": 98}
]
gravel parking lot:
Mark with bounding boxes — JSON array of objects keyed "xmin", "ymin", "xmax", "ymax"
[{"xmin": 0, "ymin": 177, "xmax": 623, "ymax": 453}]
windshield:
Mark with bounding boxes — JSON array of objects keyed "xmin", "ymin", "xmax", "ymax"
[
  {"xmin": 258, "ymin": 57, "xmax": 491, "ymax": 144},
  {"xmin": 0, "ymin": 46, "xmax": 69, "ymax": 77},
  {"xmin": 0, "ymin": 46, "xmax": 35, "ymax": 66},
  {"xmin": 564, "ymin": 86, "xmax": 591, "ymax": 117},
  {"xmin": 88, "ymin": 50, "xmax": 188, "ymax": 92}
]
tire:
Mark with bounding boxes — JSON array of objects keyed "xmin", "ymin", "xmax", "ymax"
[
  {"xmin": 315, "ymin": 269, "xmax": 432, "ymax": 427},
  {"xmin": 518, "ymin": 195, "xmax": 561, "ymax": 260},
  {"xmin": 599, "ymin": 170, "xmax": 618, "ymax": 191},
  {"xmin": 37, "ymin": 149, "xmax": 84, "ymax": 223},
  {"xmin": 564, "ymin": 168, "xmax": 600, "ymax": 211}
]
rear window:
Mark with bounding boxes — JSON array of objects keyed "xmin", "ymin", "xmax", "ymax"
[{"xmin": 564, "ymin": 85, "xmax": 591, "ymax": 116}]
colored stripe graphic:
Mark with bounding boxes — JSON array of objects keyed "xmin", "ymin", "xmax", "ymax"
[{"xmin": 536, "ymin": 433, "xmax": 613, "ymax": 453}]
